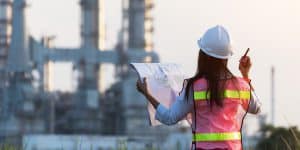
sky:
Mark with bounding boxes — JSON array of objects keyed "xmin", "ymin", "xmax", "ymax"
[{"xmin": 26, "ymin": 0, "xmax": 300, "ymax": 128}]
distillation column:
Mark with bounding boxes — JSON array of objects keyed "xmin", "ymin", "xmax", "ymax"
[
  {"xmin": 0, "ymin": 0, "xmax": 12, "ymax": 135},
  {"xmin": 80, "ymin": 0, "xmax": 105, "ymax": 49},
  {"xmin": 0, "ymin": 0, "xmax": 12, "ymax": 92},
  {"xmin": 0, "ymin": 0, "xmax": 12, "ymax": 102},
  {"xmin": 6, "ymin": 0, "xmax": 30, "ymax": 72},
  {"xmin": 0, "ymin": 0, "xmax": 12, "ymax": 67},
  {"xmin": 1, "ymin": 0, "xmax": 34, "ymax": 138},
  {"xmin": 122, "ymin": 0, "xmax": 157, "ymax": 135},
  {"xmin": 128, "ymin": 0, "xmax": 154, "ymax": 52},
  {"xmin": 79, "ymin": 0, "xmax": 105, "ymax": 103}
]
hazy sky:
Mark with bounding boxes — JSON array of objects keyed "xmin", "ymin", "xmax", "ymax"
[{"xmin": 26, "ymin": 0, "xmax": 300, "ymax": 128}]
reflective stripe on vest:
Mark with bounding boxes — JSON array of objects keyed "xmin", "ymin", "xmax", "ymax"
[
  {"xmin": 193, "ymin": 132, "xmax": 241, "ymax": 142},
  {"xmin": 194, "ymin": 90, "xmax": 250, "ymax": 100}
]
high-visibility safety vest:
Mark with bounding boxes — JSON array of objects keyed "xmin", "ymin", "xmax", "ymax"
[{"xmin": 192, "ymin": 77, "xmax": 250, "ymax": 150}]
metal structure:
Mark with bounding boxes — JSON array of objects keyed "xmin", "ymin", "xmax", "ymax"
[
  {"xmin": 0, "ymin": 0, "xmax": 190, "ymax": 147},
  {"xmin": 271, "ymin": 66, "xmax": 275, "ymax": 125},
  {"xmin": 0, "ymin": 0, "xmax": 12, "ymax": 67},
  {"xmin": 0, "ymin": 0, "xmax": 11, "ymax": 119}
]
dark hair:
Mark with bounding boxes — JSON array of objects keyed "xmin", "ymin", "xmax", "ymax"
[{"xmin": 185, "ymin": 50, "xmax": 235, "ymax": 108}]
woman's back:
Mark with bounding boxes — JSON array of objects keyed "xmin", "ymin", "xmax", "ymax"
[
  {"xmin": 136, "ymin": 25, "xmax": 261, "ymax": 150},
  {"xmin": 192, "ymin": 77, "xmax": 251, "ymax": 150}
]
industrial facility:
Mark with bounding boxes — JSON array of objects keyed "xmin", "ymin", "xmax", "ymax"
[
  {"xmin": 0, "ymin": 0, "xmax": 192, "ymax": 149},
  {"xmin": 0, "ymin": 0, "xmax": 273, "ymax": 149}
]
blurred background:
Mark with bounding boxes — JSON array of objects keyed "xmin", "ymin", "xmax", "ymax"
[{"xmin": 0, "ymin": 0, "xmax": 300, "ymax": 149}]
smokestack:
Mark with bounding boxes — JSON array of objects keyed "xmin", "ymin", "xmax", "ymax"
[{"xmin": 271, "ymin": 66, "xmax": 275, "ymax": 125}]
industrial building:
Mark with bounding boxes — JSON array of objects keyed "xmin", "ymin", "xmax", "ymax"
[{"xmin": 0, "ymin": 0, "xmax": 192, "ymax": 149}]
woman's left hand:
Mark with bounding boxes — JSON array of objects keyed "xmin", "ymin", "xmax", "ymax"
[
  {"xmin": 136, "ymin": 77, "xmax": 150, "ymax": 96},
  {"xmin": 136, "ymin": 77, "xmax": 160, "ymax": 109}
]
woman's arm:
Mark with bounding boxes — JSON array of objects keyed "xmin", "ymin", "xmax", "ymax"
[
  {"xmin": 239, "ymin": 55, "xmax": 262, "ymax": 114},
  {"xmin": 136, "ymin": 78, "xmax": 193, "ymax": 125},
  {"xmin": 248, "ymin": 90, "xmax": 262, "ymax": 114},
  {"xmin": 144, "ymin": 92, "xmax": 160, "ymax": 109},
  {"xmin": 154, "ymin": 89, "xmax": 193, "ymax": 125}
]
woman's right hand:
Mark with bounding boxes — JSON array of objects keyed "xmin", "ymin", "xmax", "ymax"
[{"xmin": 239, "ymin": 56, "xmax": 252, "ymax": 78}]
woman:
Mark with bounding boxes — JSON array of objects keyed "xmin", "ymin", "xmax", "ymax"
[{"xmin": 136, "ymin": 25, "xmax": 261, "ymax": 150}]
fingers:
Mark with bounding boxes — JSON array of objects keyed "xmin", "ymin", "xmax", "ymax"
[
  {"xmin": 136, "ymin": 78, "xmax": 148, "ymax": 94},
  {"xmin": 143, "ymin": 77, "xmax": 148, "ymax": 86},
  {"xmin": 136, "ymin": 80, "xmax": 141, "ymax": 91},
  {"xmin": 136, "ymin": 79, "xmax": 143, "ymax": 91},
  {"xmin": 240, "ymin": 56, "xmax": 249, "ymax": 62},
  {"xmin": 240, "ymin": 56, "xmax": 251, "ymax": 67}
]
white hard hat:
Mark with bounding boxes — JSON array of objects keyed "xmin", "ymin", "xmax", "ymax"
[{"xmin": 197, "ymin": 25, "xmax": 233, "ymax": 59}]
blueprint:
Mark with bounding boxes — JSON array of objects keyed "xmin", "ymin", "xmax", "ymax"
[{"xmin": 130, "ymin": 63, "xmax": 188, "ymax": 126}]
